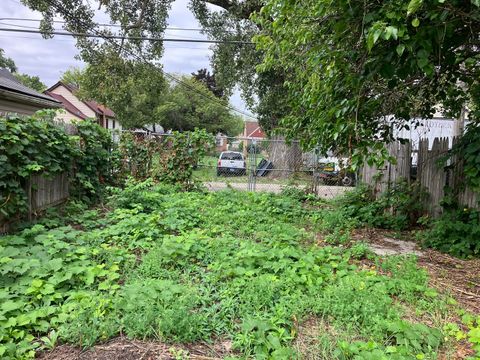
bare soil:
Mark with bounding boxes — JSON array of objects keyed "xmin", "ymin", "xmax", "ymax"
[{"xmin": 37, "ymin": 337, "xmax": 233, "ymax": 360}]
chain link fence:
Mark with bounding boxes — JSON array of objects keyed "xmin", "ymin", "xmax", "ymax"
[{"xmin": 196, "ymin": 136, "xmax": 356, "ymax": 198}]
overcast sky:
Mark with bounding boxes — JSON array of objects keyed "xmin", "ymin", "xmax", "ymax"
[{"xmin": 0, "ymin": 0, "xmax": 251, "ymax": 116}]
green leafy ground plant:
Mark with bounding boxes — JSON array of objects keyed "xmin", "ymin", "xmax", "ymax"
[{"xmin": 0, "ymin": 181, "xmax": 469, "ymax": 359}]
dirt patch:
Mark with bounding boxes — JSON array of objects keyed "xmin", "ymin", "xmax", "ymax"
[
  {"xmin": 37, "ymin": 337, "xmax": 233, "ymax": 360},
  {"xmin": 418, "ymin": 249, "xmax": 480, "ymax": 314},
  {"xmin": 352, "ymin": 228, "xmax": 480, "ymax": 314}
]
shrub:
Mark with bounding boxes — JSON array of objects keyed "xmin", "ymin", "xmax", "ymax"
[
  {"xmin": 72, "ymin": 119, "xmax": 117, "ymax": 202},
  {"xmin": 419, "ymin": 208, "xmax": 480, "ymax": 258},
  {"xmin": 336, "ymin": 181, "xmax": 427, "ymax": 230},
  {"xmin": 0, "ymin": 112, "xmax": 75, "ymax": 222}
]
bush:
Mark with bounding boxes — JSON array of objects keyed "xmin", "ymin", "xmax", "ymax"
[
  {"xmin": 0, "ymin": 112, "xmax": 75, "ymax": 222},
  {"xmin": 72, "ymin": 119, "xmax": 117, "ymax": 202},
  {"xmin": 419, "ymin": 208, "xmax": 480, "ymax": 258},
  {"xmin": 336, "ymin": 181, "xmax": 427, "ymax": 230}
]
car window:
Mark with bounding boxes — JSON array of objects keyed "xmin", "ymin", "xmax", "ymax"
[{"xmin": 221, "ymin": 153, "xmax": 243, "ymax": 160}]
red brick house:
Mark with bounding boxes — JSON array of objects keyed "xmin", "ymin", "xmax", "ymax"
[{"xmin": 243, "ymin": 120, "xmax": 266, "ymax": 139}]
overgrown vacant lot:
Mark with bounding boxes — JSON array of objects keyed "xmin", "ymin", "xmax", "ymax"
[{"xmin": 1, "ymin": 182, "xmax": 479, "ymax": 359}]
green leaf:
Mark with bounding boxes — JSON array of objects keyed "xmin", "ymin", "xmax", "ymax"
[
  {"xmin": 412, "ymin": 18, "xmax": 420, "ymax": 27},
  {"xmin": 407, "ymin": 0, "xmax": 423, "ymax": 15},
  {"xmin": 1, "ymin": 300, "xmax": 23, "ymax": 313},
  {"xmin": 384, "ymin": 26, "xmax": 398, "ymax": 40},
  {"xmin": 396, "ymin": 44, "xmax": 406, "ymax": 56}
]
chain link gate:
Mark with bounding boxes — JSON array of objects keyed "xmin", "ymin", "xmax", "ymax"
[{"xmin": 198, "ymin": 136, "xmax": 355, "ymax": 198}]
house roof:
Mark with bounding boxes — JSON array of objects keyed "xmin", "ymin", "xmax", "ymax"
[
  {"xmin": 0, "ymin": 69, "xmax": 61, "ymax": 107},
  {"xmin": 44, "ymin": 91, "xmax": 88, "ymax": 120},
  {"xmin": 47, "ymin": 81, "xmax": 116, "ymax": 118},
  {"xmin": 245, "ymin": 121, "xmax": 265, "ymax": 139}
]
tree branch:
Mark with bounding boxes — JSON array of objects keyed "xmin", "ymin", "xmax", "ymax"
[{"xmin": 206, "ymin": 0, "xmax": 262, "ymax": 19}]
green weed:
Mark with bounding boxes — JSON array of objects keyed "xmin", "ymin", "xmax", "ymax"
[{"xmin": 0, "ymin": 181, "xmax": 462, "ymax": 359}]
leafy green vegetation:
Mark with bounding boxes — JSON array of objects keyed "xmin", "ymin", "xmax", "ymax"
[
  {"xmin": 118, "ymin": 129, "xmax": 213, "ymax": 190},
  {"xmin": 253, "ymin": 0, "xmax": 480, "ymax": 165},
  {"xmin": 323, "ymin": 184, "xmax": 480, "ymax": 258},
  {"xmin": 0, "ymin": 114, "xmax": 115, "ymax": 224},
  {"xmin": 330, "ymin": 182, "xmax": 427, "ymax": 231},
  {"xmin": 0, "ymin": 181, "xmax": 471, "ymax": 359},
  {"xmin": 419, "ymin": 208, "xmax": 480, "ymax": 258},
  {"xmin": 0, "ymin": 112, "xmax": 75, "ymax": 221}
]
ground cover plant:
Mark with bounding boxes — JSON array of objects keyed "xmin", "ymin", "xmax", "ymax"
[
  {"xmin": 0, "ymin": 181, "xmax": 477, "ymax": 359},
  {"xmin": 327, "ymin": 183, "xmax": 480, "ymax": 259}
]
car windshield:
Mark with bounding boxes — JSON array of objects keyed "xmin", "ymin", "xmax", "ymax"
[{"xmin": 221, "ymin": 152, "xmax": 243, "ymax": 160}]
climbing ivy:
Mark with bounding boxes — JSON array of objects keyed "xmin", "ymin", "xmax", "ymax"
[
  {"xmin": 118, "ymin": 130, "xmax": 214, "ymax": 190},
  {"xmin": 72, "ymin": 120, "xmax": 116, "ymax": 202},
  {"xmin": 0, "ymin": 111, "xmax": 75, "ymax": 222},
  {"xmin": 0, "ymin": 113, "xmax": 117, "ymax": 226}
]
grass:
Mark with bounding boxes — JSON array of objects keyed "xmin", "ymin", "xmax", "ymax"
[{"xmin": 0, "ymin": 180, "xmax": 477, "ymax": 359}]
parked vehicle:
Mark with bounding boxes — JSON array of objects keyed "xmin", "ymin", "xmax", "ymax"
[
  {"xmin": 317, "ymin": 162, "xmax": 356, "ymax": 186},
  {"xmin": 217, "ymin": 151, "xmax": 246, "ymax": 176}
]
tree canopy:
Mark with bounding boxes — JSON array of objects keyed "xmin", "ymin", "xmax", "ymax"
[
  {"xmin": 155, "ymin": 76, "xmax": 244, "ymax": 135},
  {"xmin": 20, "ymin": 0, "xmax": 284, "ymax": 133},
  {"xmin": 79, "ymin": 52, "xmax": 167, "ymax": 129},
  {"xmin": 254, "ymin": 0, "xmax": 480, "ymax": 165},
  {"xmin": 13, "ymin": 73, "xmax": 47, "ymax": 92},
  {"xmin": 60, "ymin": 67, "xmax": 84, "ymax": 89},
  {"xmin": 0, "ymin": 48, "xmax": 17, "ymax": 72},
  {"xmin": 191, "ymin": 68, "xmax": 224, "ymax": 98}
]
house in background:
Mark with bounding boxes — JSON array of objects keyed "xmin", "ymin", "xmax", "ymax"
[
  {"xmin": 243, "ymin": 120, "xmax": 266, "ymax": 140},
  {"xmin": 45, "ymin": 81, "xmax": 120, "ymax": 131},
  {"xmin": 215, "ymin": 133, "xmax": 229, "ymax": 152},
  {"xmin": 0, "ymin": 69, "xmax": 61, "ymax": 116}
]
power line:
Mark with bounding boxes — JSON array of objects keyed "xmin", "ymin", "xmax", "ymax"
[
  {"xmin": 0, "ymin": 17, "xmax": 236, "ymax": 33},
  {"xmin": 32, "ymin": 0, "xmax": 257, "ymax": 119},
  {"xmin": 0, "ymin": 33, "xmax": 210, "ymax": 49},
  {"xmin": 0, "ymin": 20, "xmax": 211, "ymax": 40},
  {"xmin": 0, "ymin": 27, "xmax": 254, "ymax": 45}
]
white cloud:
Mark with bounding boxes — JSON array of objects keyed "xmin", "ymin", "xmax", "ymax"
[{"xmin": 0, "ymin": 0, "xmax": 252, "ymax": 115}]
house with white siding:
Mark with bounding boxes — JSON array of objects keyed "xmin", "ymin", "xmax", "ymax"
[{"xmin": 45, "ymin": 81, "xmax": 121, "ymax": 131}]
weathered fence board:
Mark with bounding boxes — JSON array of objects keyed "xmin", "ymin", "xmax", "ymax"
[
  {"xmin": 28, "ymin": 172, "xmax": 69, "ymax": 216},
  {"xmin": 361, "ymin": 141, "xmax": 411, "ymax": 195},
  {"xmin": 362, "ymin": 137, "xmax": 478, "ymax": 217},
  {"xmin": 418, "ymin": 138, "xmax": 449, "ymax": 217}
]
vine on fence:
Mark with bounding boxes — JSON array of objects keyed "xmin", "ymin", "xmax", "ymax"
[
  {"xmin": 118, "ymin": 129, "xmax": 213, "ymax": 190},
  {"xmin": 0, "ymin": 111, "xmax": 75, "ymax": 222},
  {"xmin": 118, "ymin": 132, "xmax": 158, "ymax": 180},
  {"xmin": 153, "ymin": 130, "xmax": 213, "ymax": 189},
  {"xmin": 72, "ymin": 120, "xmax": 116, "ymax": 202},
  {"xmin": 0, "ymin": 113, "xmax": 116, "ymax": 225}
]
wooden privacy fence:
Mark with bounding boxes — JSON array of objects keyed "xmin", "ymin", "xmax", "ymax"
[
  {"xmin": 26, "ymin": 172, "xmax": 69, "ymax": 220},
  {"xmin": 361, "ymin": 137, "xmax": 478, "ymax": 217}
]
